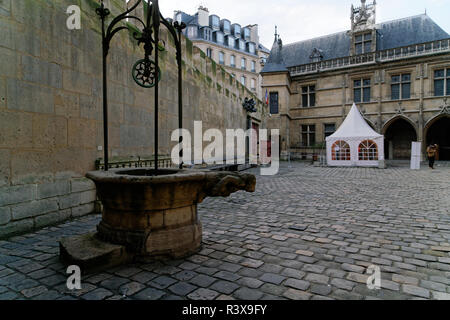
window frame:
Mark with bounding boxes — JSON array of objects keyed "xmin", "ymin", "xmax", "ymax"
[
  {"xmin": 358, "ymin": 140, "xmax": 379, "ymax": 161},
  {"xmin": 391, "ymin": 73, "xmax": 411, "ymax": 100},
  {"xmin": 241, "ymin": 58, "xmax": 246, "ymax": 71},
  {"xmin": 219, "ymin": 51, "xmax": 225, "ymax": 65},
  {"xmin": 355, "ymin": 32, "xmax": 372, "ymax": 55},
  {"xmin": 301, "ymin": 125, "xmax": 316, "ymax": 147},
  {"xmin": 269, "ymin": 92, "xmax": 279, "ymax": 114},
  {"xmin": 434, "ymin": 68, "xmax": 450, "ymax": 97},
  {"xmin": 324, "ymin": 123, "xmax": 336, "ymax": 139},
  {"xmin": 354, "ymin": 78, "xmax": 371, "ymax": 103},
  {"xmin": 301, "ymin": 85, "xmax": 316, "ymax": 107},
  {"xmin": 230, "ymin": 55, "xmax": 236, "ymax": 68}
]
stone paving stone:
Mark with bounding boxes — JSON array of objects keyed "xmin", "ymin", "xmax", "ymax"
[
  {"xmin": 32, "ymin": 290, "xmax": 61, "ymax": 300},
  {"xmin": 419, "ymin": 280, "xmax": 447, "ymax": 292},
  {"xmin": 217, "ymin": 262, "xmax": 241, "ymax": 273},
  {"xmin": 194, "ymin": 267, "xmax": 217, "ymax": 276},
  {"xmin": 331, "ymin": 289, "xmax": 364, "ymax": 300},
  {"xmin": 167, "ymin": 282, "xmax": 197, "ymax": 296},
  {"xmin": 260, "ymin": 283, "xmax": 286, "ymax": 296},
  {"xmin": 346, "ymin": 273, "xmax": 369, "ymax": 284},
  {"xmin": 305, "ymin": 273, "xmax": 329, "ymax": 285},
  {"xmin": 432, "ymin": 291, "xmax": 450, "ymax": 300},
  {"xmin": 402, "ymin": 285, "xmax": 430, "ymax": 299},
  {"xmin": 100, "ymin": 277, "xmax": 129, "ymax": 290},
  {"xmin": 233, "ymin": 287, "xmax": 263, "ymax": 300},
  {"xmin": 215, "ymin": 294, "xmax": 236, "ymax": 300},
  {"xmin": 148, "ymin": 276, "xmax": 178, "ymax": 289},
  {"xmin": 21, "ymin": 285, "xmax": 49, "ymax": 298},
  {"xmin": 210, "ymin": 281, "xmax": 240, "ymax": 295},
  {"xmin": 302, "ymin": 264, "xmax": 326, "ymax": 274},
  {"xmin": 311, "ymin": 284, "xmax": 332, "ymax": 296},
  {"xmin": 240, "ymin": 259, "xmax": 264, "ymax": 269},
  {"xmin": 114, "ymin": 267, "xmax": 142, "ymax": 278},
  {"xmin": 133, "ymin": 288, "xmax": 166, "ymax": 300},
  {"xmin": 119, "ymin": 282, "xmax": 146, "ymax": 296},
  {"xmin": 81, "ymin": 288, "xmax": 113, "ymax": 300},
  {"xmin": 0, "ymin": 291, "xmax": 18, "ymax": 300},
  {"xmin": 259, "ymin": 273, "xmax": 286, "ymax": 285},
  {"xmin": 330, "ymin": 278, "xmax": 356, "ymax": 291},
  {"xmin": 283, "ymin": 288, "xmax": 312, "ymax": 300},
  {"xmin": 214, "ymin": 271, "xmax": 240, "ymax": 282},
  {"xmin": 131, "ymin": 271, "xmax": 158, "ymax": 283},
  {"xmin": 259, "ymin": 263, "xmax": 283, "ymax": 273},
  {"xmin": 391, "ymin": 274, "xmax": 419, "ymax": 286},
  {"xmin": 189, "ymin": 274, "xmax": 216, "ymax": 287},
  {"xmin": 237, "ymin": 277, "xmax": 264, "ymax": 289},
  {"xmin": 380, "ymin": 280, "xmax": 400, "ymax": 291},
  {"xmin": 284, "ymin": 278, "xmax": 310, "ymax": 291},
  {"xmin": 281, "ymin": 268, "xmax": 305, "ymax": 280},
  {"xmin": 187, "ymin": 288, "xmax": 220, "ymax": 300},
  {"xmin": 28, "ymin": 268, "xmax": 56, "ymax": 280}
]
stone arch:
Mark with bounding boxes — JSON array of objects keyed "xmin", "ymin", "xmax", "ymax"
[
  {"xmin": 424, "ymin": 114, "xmax": 450, "ymax": 160},
  {"xmin": 382, "ymin": 116, "xmax": 418, "ymax": 160}
]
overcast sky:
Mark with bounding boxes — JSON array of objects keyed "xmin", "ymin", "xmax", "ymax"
[{"xmin": 158, "ymin": 0, "xmax": 450, "ymax": 49}]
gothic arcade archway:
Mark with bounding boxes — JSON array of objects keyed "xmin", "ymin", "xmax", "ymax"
[
  {"xmin": 425, "ymin": 116, "xmax": 450, "ymax": 160},
  {"xmin": 383, "ymin": 117, "xmax": 417, "ymax": 160}
]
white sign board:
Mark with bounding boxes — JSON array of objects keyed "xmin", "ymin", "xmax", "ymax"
[{"xmin": 410, "ymin": 142, "xmax": 421, "ymax": 170}]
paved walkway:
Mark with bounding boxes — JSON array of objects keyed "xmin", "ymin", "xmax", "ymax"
[{"xmin": 0, "ymin": 163, "xmax": 449, "ymax": 300}]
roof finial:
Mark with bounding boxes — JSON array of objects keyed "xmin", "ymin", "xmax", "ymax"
[{"xmin": 274, "ymin": 25, "xmax": 278, "ymax": 43}]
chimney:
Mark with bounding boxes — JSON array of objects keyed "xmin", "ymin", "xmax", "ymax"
[
  {"xmin": 248, "ymin": 24, "xmax": 260, "ymax": 46},
  {"xmin": 197, "ymin": 6, "xmax": 209, "ymax": 27}
]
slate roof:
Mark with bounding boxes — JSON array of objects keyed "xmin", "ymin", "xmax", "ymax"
[{"xmin": 262, "ymin": 14, "xmax": 449, "ymax": 73}]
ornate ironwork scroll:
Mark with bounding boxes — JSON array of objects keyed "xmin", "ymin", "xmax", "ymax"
[{"xmin": 96, "ymin": 0, "xmax": 186, "ymax": 171}]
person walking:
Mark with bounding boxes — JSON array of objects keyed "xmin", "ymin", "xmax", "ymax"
[{"xmin": 427, "ymin": 144, "xmax": 438, "ymax": 169}]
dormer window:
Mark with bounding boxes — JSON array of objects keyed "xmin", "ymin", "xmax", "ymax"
[
  {"xmin": 309, "ymin": 48, "xmax": 323, "ymax": 63},
  {"xmin": 243, "ymin": 28, "xmax": 251, "ymax": 41},
  {"xmin": 210, "ymin": 15, "xmax": 220, "ymax": 30},
  {"xmin": 355, "ymin": 32, "xmax": 372, "ymax": 54}
]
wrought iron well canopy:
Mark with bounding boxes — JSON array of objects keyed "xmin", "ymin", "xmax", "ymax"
[{"xmin": 96, "ymin": 0, "xmax": 186, "ymax": 172}]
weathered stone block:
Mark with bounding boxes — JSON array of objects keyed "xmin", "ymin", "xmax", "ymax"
[
  {"xmin": 34, "ymin": 209, "xmax": 71, "ymax": 229},
  {"xmin": 22, "ymin": 55, "xmax": 62, "ymax": 89},
  {"xmin": 32, "ymin": 114, "xmax": 68, "ymax": 149},
  {"xmin": 0, "ymin": 206, "xmax": 11, "ymax": 225},
  {"xmin": 10, "ymin": 150, "xmax": 54, "ymax": 185},
  {"xmin": 11, "ymin": 198, "xmax": 59, "ymax": 221},
  {"xmin": 68, "ymin": 118, "xmax": 96, "ymax": 148},
  {"xmin": 62, "ymin": 69, "xmax": 93, "ymax": 95},
  {"xmin": 0, "ymin": 0, "xmax": 11, "ymax": 16},
  {"xmin": 7, "ymin": 79, "xmax": 54, "ymax": 114},
  {"xmin": 0, "ymin": 47, "xmax": 17, "ymax": 78},
  {"xmin": 0, "ymin": 77, "xmax": 5, "ymax": 109},
  {"xmin": 0, "ymin": 184, "xmax": 36, "ymax": 207},
  {"xmin": 71, "ymin": 177, "xmax": 95, "ymax": 193},
  {"xmin": 164, "ymin": 206, "xmax": 194, "ymax": 227},
  {"xmin": 60, "ymin": 233, "xmax": 131, "ymax": 274},
  {"xmin": 71, "ymin": 203, "xmax": 94, "ymax": 218},
  {"xmin": 0, "ymin": 111, "xmax": 33, "ymax": 148},
  {"xmin": 55, "ymin": 91, "xmax": 80, "ymax": 118},
  {"xmin": 59, "ymin": 193, "xmax": 81, "ymax": 210},
  {"xmin": 80, "ymin": 190, "xmax": 96, "ymax": 205},
  {"xmin": 0, "ymin": 149, "xmax": 10, "ymax": 187},
  {"xmin": 0, "ymin": 218, "xmax": 33, "ymax": 239},
  {"xmin": 37, "ymin": 180, "xmax": 70, "ymax": 199}
]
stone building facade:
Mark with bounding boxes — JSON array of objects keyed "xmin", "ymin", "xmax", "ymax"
[
  {"xmin": 174, "ymin": 6, "xmax": 269, "ymax": 100},
  {"xmin": 262, "ymin": 0, "xmax": 450, "ymax": 161},
  {"xmin": 0, "ymin": 0, "xmax": 266, "ymax": 238}
]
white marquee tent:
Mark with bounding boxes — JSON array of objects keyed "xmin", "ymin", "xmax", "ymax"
[{"xmin": 326, "ymin": 103, "xmax": 385, "ymax": 167}]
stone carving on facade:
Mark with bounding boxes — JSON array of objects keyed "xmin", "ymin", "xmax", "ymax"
[
  {"xmin": 440, "ymin": 98, "xmax": 449, "ymax": 115},
  {"xmin": 310, "ymin": 48, "xmax": 323, "ymax": 62},
  {"xmin": 351, "ymin": 0, "xmax": 376, "ymax": 32}
]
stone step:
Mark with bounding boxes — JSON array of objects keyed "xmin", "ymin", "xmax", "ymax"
[{"xmin": 59, "ymin": 233, "xmax": 131, "ymax": 274}]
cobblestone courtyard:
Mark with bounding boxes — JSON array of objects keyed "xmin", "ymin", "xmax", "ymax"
[{"xmin": 0, "ymin": 163, "xmax": 449, "ymax": 300}]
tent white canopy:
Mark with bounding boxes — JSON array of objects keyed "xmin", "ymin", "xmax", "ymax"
[{"xmin": 326, "ymin": 103, "xmax": 385, "ymax": 167}]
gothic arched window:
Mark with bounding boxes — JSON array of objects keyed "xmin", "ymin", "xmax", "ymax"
[
  {"xmin": 332, "ymin": 141, "xmax": 351, "ymax": 161},
  {"xmin": 358, "ymin": 140, "xmax": 378, "ymax": 160}
]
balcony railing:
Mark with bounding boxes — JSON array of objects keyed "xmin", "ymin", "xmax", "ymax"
[{"xmin": 288, "ymin": 38, "xmax": 450, "ymax": 76}]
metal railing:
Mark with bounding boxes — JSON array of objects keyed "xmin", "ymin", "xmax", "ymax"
[
  {"xmin": 288, "ymin": 38, "xmax": 450, "ymax": 76},
  {"xmin": 95, "ymin": 156, "xmax": 173, "ymax": 171}
]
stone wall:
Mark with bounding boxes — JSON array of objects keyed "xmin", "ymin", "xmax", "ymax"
[{"xmin": 0, "ymin": 0, "xmax": 267, "ymax": 238}]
